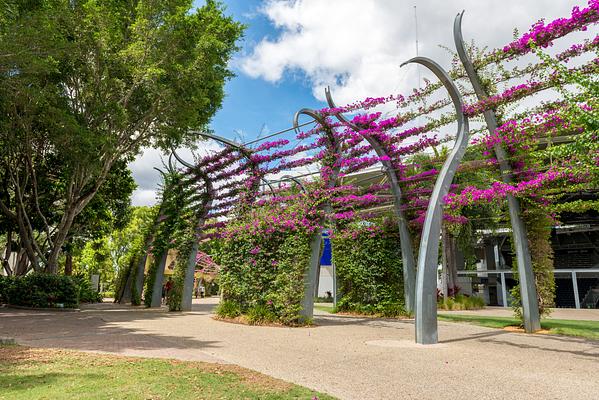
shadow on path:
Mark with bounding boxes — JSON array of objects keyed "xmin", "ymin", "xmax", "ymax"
[{"xmin": 0, "ymin": 301, "xmax": 222, "ymax": 360}]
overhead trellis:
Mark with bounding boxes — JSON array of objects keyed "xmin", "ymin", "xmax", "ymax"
[{"xmin": 125, "ymin": 0, "xmax": 598, "ymax": 344}]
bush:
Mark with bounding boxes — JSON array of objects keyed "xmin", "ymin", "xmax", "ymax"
[
  {"xmin": 438, "ymin": 294, "xmax": 485, "ymax": 310},
  {"xmin": 72, "ymin": 275, "xmax": 103, "ymax": 303},
  {"xmin": 5, "ymin": 273, "xmax": 79, "ymax": 308},
  {"xmin": 246, "ymin": 304, "xmax": 277, "ymax": 325},
  {"xmin": 0, "ymin": 275, "xmax": 12, "ymax": 304},
  {"xmin": 332, "ymin": 218, "xmax": 407, "ymax": 317},
  {"xmin": 215, "ymin": 201, "xmax": 315, "ymax": 325},
  {"xmin": 216, "ymin": 300, "xmax": 242, "ymax": 319}
]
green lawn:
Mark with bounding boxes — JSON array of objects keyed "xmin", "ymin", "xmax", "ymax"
[
  {"xmin": 438, "ymin": 314, "xmax": 599, "ymax": 340},
  {"xmin": 313, "ymin": 304, "xmax": 335, "ymax": 313},
  {"xmin": 0, "ymin": 345, "xmax": 335, "ymax": 400}
]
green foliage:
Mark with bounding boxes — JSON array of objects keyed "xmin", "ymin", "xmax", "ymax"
[
  {"xmin": 332, "ymin": 217, "xmax": 407, "ymax": 317},
  {"xmin": 167, "ymin": 261, "xmax": 186, "ymax": 312},
  {"xmin": 71, "ymin": 275, "xmax": 102, "ymax": 303},
  {"xmin": 216, "ymin": 300, "xmax": 242, "ymax": 319},
  {"xmin": 246, "ymin": 304, "xmax": 277, "ymax": 325},
  {"xmin": 109, "ymin": 206, "xmax": 158, "ymax": 301},
  {"xmin": 0, "ymin": 0, "xmax": 244, "ymax": 272},
  {"xmin": 130, "ymin": 282, "xmax": 141, "ymax": 306},
  {"xmin": 144, "ymin": 171, "xmax": 190, "ymax": 307},
  {"xmin": 74, "ymin": 237, "xmax": 114, "ymax": 287},
  {"xmin": 511, "ymin": 209, "xmax": 556, "ymax": 320},
  {"xmin": 216, "ymin": 202, "xmax": 316, "ymax": 325},
  {"xmin": 0, "ymin": 275, "xmax": 10, "ymax": 303},
  {"xmin": 4, "ymin": 274, "xmax": 79, "ymax": 308},
  {"xmin": 438, "ymin": 294, "xmax": 485, "ymax": 311}
]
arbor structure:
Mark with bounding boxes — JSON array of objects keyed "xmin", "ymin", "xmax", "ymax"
[{"xmin": 132, "ymin": 1, "xmax": 598, "ymax": 345}]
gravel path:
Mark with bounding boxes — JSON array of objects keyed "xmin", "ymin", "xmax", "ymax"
[{"xmin": 1, "ymin": 299, "xmax": 598, "ymax": 400}]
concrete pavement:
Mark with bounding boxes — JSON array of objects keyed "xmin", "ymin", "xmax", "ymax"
[{"xmin": 1, "ymin": 299, "xmax": 598, "ymax": 400}]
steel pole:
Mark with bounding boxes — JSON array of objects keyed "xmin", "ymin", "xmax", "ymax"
[{"xmin": 454, "ymin": 12, "xmax": 540, "ymax": 332}]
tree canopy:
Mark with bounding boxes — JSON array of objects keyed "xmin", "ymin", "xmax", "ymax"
[{"xmin": 0, "ymin": 0, "xmax": 244, "ymax": 273}]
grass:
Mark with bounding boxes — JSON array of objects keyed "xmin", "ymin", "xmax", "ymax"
[
  {"xmin": 313, "ymin": 304, "xmax": 335, "ymax": 313},
  {"xmin": 0, "ymin": 345, "xmax": 335, "ymax": 400},
  {"xmin": 438, "ymin": 314, "xmax": 599, "ymax": 340}
]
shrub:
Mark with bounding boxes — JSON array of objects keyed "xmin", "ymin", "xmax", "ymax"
[
  {"xmin": 100, "ymin": 291, "xmax": 115, "ymax": 299},
  {"xmin": 5, "ymin": 274, "xmax": 79, "ymax": 308},
  {"xmin": 72, "ymin": 275, "xmax": 103, "ymax": 303},
  {"xmin": 246, "ymin": 304, "xmax": 277, "ymax": 325},
  {"xmin": 374, "ymin": 300, "xmax": 407, "ymax": 317},
  {"xmin": 0, "ymin": 275, "xmax": 13, "ymax": 304},
  {"xmin": 215, "ymin": 200, "xmax": 316, "ymax": 325},
  {"xmin": 216, "ymin": 300, "xmax": 242, "ymax": 318},
  {"xmin": 438, "ymin": 294, "xmax": 485, "ymax": 310},
  {"xmin": 332, "ymin": 218, "xmax": 407, "ymax": 317}
]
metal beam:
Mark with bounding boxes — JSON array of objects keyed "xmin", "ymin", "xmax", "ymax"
[
  {"xmin": 293, "ymin": 108, "xmax": 341, "ymax": 321},
  {"xmin": 454, "ymin": 11, "xmax": 540, "ymax": 333},
  {"xmin": 572, "ymin": 271, "xmax": 580, "ymax": 309},
  {"xmin": 400, "ymin": 56, "xmax": 469, "ymax": 344},
  {"xmin": 324, "ymin": 87, "xmax": 417, "ymax": 313}
]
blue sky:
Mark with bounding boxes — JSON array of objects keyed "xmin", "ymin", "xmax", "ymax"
[{"xmin": 200, "ymin": 0, "xmax": 324, "ymax": 144}]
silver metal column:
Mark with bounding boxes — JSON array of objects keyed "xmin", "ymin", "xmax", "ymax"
[
  {"xmin": 300, "ymin": 232, "xmax": 323, "ymax": 321},
  {"xmin": 454, "ymin": 12, "xmax": 541, "ymax": 333},
  {"xmin": 293, "ymin": 109, "xmax": 341, "ymax": 321},
  {"xmin": 500, "ymin": 272, "xmax": 508, "ymax": 307},
  {"xmin": 324, "ymin": 88, "xmax": 417, "ymax": 313},
  {"xmin": 572, "ymin": 271, "xmax": 580, "ymax": 309},
  {"xmin": 400, "ymin": 57, "xmax": 469, "ymax": 344},
  {"xmin": 150, "ymin": 251, "xmax": 169, "ymax": 307}
]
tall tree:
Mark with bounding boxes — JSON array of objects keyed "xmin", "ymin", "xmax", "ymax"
[{"xmin": 0, "ymin": 0, "xmax": 243, "ymax": 272}]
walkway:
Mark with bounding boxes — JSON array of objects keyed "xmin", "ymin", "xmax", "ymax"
[{"xmin": 1, "ymin": 299, "xmax": 598, "ymax": 400}]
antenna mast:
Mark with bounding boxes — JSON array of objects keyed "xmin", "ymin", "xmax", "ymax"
[{"xmin": 414, "ymin": 5, "xmax": 421, "ymax": 87}]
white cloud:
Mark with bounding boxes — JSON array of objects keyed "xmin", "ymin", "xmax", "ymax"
[
  {"xmin": 241, "ymin": 0, "xmax": 581, "ymax": 104},
  {"xmin": 129, "ymin": 142, "xmax": 224, "ymax": 206}
]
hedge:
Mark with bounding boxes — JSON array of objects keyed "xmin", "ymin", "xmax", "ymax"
[
  {"xmin": 1, "ymin": 274, "xmax": 80, "ymax": 308},
  {"xmin": 214, "ymin": 202, "xmax": 316, "ymax": 325},
  {"xmin": 332, "ymin": 218, "xmax": 407, "ymax": 317}
]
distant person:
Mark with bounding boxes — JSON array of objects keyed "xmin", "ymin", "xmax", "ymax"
[
  {"xmin": 200, "ymin": 284, "xmax": 205, "ymax": 298},
  {"xmin": 163, "ymin": 277, "xmax": 173, "ymax": 304}
]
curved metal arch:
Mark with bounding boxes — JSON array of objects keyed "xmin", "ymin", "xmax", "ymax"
[
  {"xmin": 191, "ymin": 131, "xmax": 268, "ymax": 199},
  {"xmin": 279, "ymin": 174, "xmax": 308, "ymax": 194},
  {"xmin": 261, "ymin": 179, "xmax": 277, "ymax": 197},
  {"xmin": 400, "ymin": 56, "xmax": 469, "ymax": 344},
  {"xmin": 147, "ymin": 159, "xmax": 191, "ymax": 308},
  {"xmin": 293, "ymin": 109, "xmax": 323, "ymax": 134},
  {"xmin": 324, "ymin": 86, "xmax": 417, "ymax": 313},
  {"xmin": 292, "ymin": 106, "xmax": 343, "ymax": 321},
  {"xmin": 454, "ymin": 12, "xmax": 540, "ymax": 333},
  {"xmin": 169, "ymin": 149, "xmax": 216, "ymax": 311},
  {"xmin": 172, "ymin": 149, "xmax": 195, "ymax": 169}
]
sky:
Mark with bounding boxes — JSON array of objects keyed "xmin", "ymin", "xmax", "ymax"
[{"xmin": 130, "ymin": 0, "xmax": 589, "ymax": 206}]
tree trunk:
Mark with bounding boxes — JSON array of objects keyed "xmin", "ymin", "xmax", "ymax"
[
  {"xmin": 2, "ymin": 229, "xmax": 13, "ymax": 276},
  {"xmin": 15, "ymin": 248, "xmax": 29, "ymax": 276},
  {"xmin": 45, "ymin": 207, "xmax": 78, "ymax": 274},
  {"xmin": 64, "ymin": 251, "xmax": 73, "ymax": 276}
]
